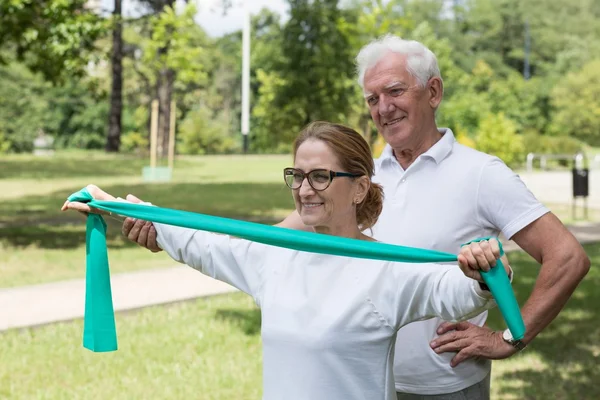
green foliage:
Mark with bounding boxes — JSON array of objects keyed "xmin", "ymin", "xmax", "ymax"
[
  {"xmin": 522, "ymin": 133, "xmax": 585, "ymax": 156},
  {"xmin": 120, "ymin": 2, "xmax": 211, "ymax": 156},
  {"xmin": 475, "ymin": 112, "xmax": 525, "ymax": 167},
  {"xmin": 1, "ymin": 0, "xmax": 599, "ymax": 154},
  {"xmin": 0, "ymin": 129, "xmax": 11, "ymax": 153},
  {"xmin": 178, "ymin": 106, "xmax": 238, "ymax": 155},
  {"xmin": 251, "ymin": 69, "xmax": 299, "ymax": 152},
  {"xmin": 488, "ymin": 73, "xmax": 550, "ymax": 134},
  {"xmin": 51, "ymin": 90, "xmax": 110, "ymax": 150},
  {"xmin": 120, "ymin": 132, "xmax": 149, "ymax": 154},
  {"xmin": 0, "ymin": 0, "xmax": 106, "ymax": 82},
  {"xmin": 141, "ymin": 3, "xmax": 207, "ymax": 85},
  {"xmin": 550, "ymin": 60, "xmax": 600, "ymax": 145},
  {"xmin": 0, "ymin": 63, "xmax": 57, "ymax": 152},
  {"xmin": 0, "ymin": 61, "xmax": 140, "ymax": 152},
  {"xmin": 273, "ymin": 0, "xmax": 355, "ymax": 130},
  {"xmin": 438, "ymin": 90, "xmax": 490, "ymax": 137}
]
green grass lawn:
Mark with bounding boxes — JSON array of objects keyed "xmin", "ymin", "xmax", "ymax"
[
  {"xmin": 485, "ymin": 243, "xmax": 600, "ymax": 399},
  {"xmin": 0, "ymin": 293, "xmax": 263, "ymax": 400},
  {"xmin": 0, "ymin": 151, "xmax": 295, "ymax": 287},
  {"xmin": 1, "ymin": 243, "xmax": 598, "ymax": 399}
]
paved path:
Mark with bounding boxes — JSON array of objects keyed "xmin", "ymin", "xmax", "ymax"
[
  {"xmin": 520, "ymin": 170, "xmax": 600, "ymax": 208},
  {"xmin": 0, "ymin": 267, "xmax": 236, "ymax": 331},
  {"xmin": 1, "ymin": 221, "xmax": 599, "ymax": 332}
]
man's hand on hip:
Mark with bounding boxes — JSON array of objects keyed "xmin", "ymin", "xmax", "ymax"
[
  {"xmin": 121, "ymin": 194, "xmax": 162, "ymax": 253},
  {"xmin": 429, "ymin": 321, "xmax": 517, "ymax": 367}
]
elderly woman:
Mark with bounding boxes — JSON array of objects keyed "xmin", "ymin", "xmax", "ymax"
[{"xmin": 63, "ymin": 121, "xmax": 510, "ymax": 400}]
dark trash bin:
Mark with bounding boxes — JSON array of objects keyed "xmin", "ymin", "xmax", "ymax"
[{"xmin": 572, "ymin": 168, "xmax": 589, "ymax": 197}]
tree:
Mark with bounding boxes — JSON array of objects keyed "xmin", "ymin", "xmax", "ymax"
[
  {"xmin": 125, "ymin": 1, "xmax": 207, "ymax": 157},
  {"xmin": 0, "ymin": 63, "xmax": 56, "ymax": 152},
  {"xmin": 0, "ymin": 61, "xmax": 120, "ymax": 152},
  {"xmin": 487, "ymin": 72, "xmax": 549, "ymax": 134},
  {"xmin": 106, "ymin": 0, "xmax": 124, "ymax": 152},
  {"xmin": 280, "ymin": 0, "xmax": 356, "ymax": 125},
  {"xmin": 0, "ymin": 0, "xmax": 106, "ymax": 83},
  {"xmin": 550, "ymin": 60, "xmax": 600, "ymax": 145},
  {"xmin": 475, "ymin": 112, "xmax": 524, "ymax": 167},
  {"xmin": 252, "ymin": 0, "xmax": 356, "ymax": 150}
]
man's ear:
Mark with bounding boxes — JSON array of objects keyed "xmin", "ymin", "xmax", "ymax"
[{"xmin": 428, "ymin": 77, "xmax": 443, "ymax": 109}]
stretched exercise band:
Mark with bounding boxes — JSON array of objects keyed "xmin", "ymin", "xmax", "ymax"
[{"xmin": 68, "ymin": 188, "xmax": 525, "ymax": 352}]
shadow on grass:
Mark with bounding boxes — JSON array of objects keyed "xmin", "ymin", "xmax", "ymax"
[
  {"xmin": 0, "ymin": 154, "xmax": 155, "ymax": 179},
  {"xmin": 486, "ymin": 243, "xmax": 600, "ymax": 399},
  {"xmin": 0, "ymin": 182, "xmax": 293, "ymax": 249},
  {"xmin": 0, "ymin": 221, "xmax": 140, "ymax": 250},
  {"xmin": 215, "ymin": 308, "xmax": 262, "ymax": 336}
]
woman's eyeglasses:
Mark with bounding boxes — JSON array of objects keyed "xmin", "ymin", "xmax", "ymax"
[{"xmin": 283, "ymin": 167, "xmax": 363, "ymax": 191}]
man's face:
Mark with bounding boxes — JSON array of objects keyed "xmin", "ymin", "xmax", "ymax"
[{"xmin": 363, "ymin": 52, "xmax": 437, "ymax": 150}]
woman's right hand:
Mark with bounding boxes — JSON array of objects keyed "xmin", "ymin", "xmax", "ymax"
[
  {"xmin": 121, "ymin": 194, "xmax": 162, "ymax": 253},
  {"xmin": 60, "ymin": 184, "xmax": 116, "ymax": 215},
  {"xmin": 457, "ymin": 238, "xmax": 511, "ymax": 282}
]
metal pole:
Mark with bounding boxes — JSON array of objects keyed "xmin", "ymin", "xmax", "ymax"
[
  {"xmin": 524, "ymin": 19, "xmax": 531, "ymax": 80},
  {"xmin": 241, "ymin": 0, "xmax": 251, "ymax": 154},
  {"xmin": 526, "ymin": 152, "xmax": 534, "ymax": 173}
]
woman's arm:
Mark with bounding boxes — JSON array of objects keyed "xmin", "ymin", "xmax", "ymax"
[
  {"xmin": 392, "ymin": 239, "xmax": 510, "ymax": 328},
  {"xmin": 62, "ymin": 185, "xmax": 267, "ymax": 298},
  {"xmin": 154, "ymin": 223, "xmax": 267, "ymax": 297},
  {"xmin": 392, "ymin": 264, "xmax": 495, "ymax": 329}
]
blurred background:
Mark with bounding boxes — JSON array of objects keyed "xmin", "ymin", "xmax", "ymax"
[{"xmin": 1, "ymin": 1, "xmax": 599, "ymax": 399}]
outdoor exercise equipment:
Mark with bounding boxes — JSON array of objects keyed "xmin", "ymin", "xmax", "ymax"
[{"xmin": 67, "ymin": 187, "xmax": 525, "ymax": 353}]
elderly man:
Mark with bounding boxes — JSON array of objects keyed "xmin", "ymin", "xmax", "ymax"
[{"xmin": 122, "ymin": 35, "xmax": 589, "ymax": 399}]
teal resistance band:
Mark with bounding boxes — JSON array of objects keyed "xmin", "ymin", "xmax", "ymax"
[{"xmin": 68, "ymin": 188, "xmax": 525, "ymax": 353}]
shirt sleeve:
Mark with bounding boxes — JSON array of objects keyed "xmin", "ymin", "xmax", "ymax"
[
  {"xmin": 388, "ymin": 263, "xmax": 497, "ymax": 330},
  {"xmin": 476, "ymin": 158, "xmax": 550, "ymax": 239},
  {"xmin": 154, "ymin": 223, "xmax": 267, "ymax": 299}
]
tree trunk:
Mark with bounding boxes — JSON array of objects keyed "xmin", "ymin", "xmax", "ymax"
[
  {"xmin": 152, "ymin": 0, "xmax": 176, "ymax": 158},
  {"xmin": 106, "ymin": 0, "xmax": 123, "ymax": 152},
  {"xmin": 157, "ymin": 68, "xmax": 175, "ymax": 158}
]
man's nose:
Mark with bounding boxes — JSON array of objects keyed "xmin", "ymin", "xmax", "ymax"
[{"xmin": 378, "ymin": 95, "xmax": 394, "ymax": 116}]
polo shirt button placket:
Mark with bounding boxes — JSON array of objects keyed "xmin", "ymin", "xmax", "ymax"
[{"xmin": 395, "ymin": 175, "xmax": 408, "ymax": 201}]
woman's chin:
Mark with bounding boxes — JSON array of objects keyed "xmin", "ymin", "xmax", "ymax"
[{"xmin": 300, "ymin": 215, "xmax": 322, "ymax": 228}]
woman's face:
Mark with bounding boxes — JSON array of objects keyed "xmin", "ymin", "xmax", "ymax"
[{"xmin": 292, "ymin": 139, "xmax": 365, "ymax": 230}]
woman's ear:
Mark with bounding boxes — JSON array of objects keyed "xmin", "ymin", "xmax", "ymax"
[{"xmin": 355, "ymin": 176, "xmax": 370, "ymax": 204}]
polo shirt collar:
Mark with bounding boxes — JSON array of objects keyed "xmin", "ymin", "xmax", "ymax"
[{"xmin": 379, "ymin": 128, "xmax": 455, "ymax": 167}]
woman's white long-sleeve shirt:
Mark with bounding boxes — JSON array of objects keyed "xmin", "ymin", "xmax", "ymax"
[{"xmin": 154, "ymin": 223, "xmax": 496, "ymax": 400}]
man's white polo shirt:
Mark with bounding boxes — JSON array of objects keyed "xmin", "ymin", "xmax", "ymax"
[{"xmin": 371, "ymin": 128, "xmax": 549, "ymax": 394}]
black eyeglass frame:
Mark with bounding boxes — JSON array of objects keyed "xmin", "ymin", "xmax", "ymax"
[{"xmin": 283, "ymin": 167, "xmax": 363, "ymax": 191}]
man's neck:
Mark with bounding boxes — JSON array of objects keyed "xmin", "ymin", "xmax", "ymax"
[{"xmin": 392, "ymin": 128, "xmax": 443, "ymax": 170}]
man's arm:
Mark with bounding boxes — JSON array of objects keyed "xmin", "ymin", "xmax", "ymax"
[
  {"xmin": 430, "ymin": 212, "xmax": 590, "ymax": 366},
  {"xmin": 510, "ymin": 212, "xmax": 590, "ymax": 342}
]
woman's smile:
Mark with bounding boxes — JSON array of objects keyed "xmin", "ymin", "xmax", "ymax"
[{"xmin": 302, "ymin": 202, "xmax": 324, "ymax": 209}]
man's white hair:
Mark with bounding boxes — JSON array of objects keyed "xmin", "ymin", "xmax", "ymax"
[{"xmin": 356, "ymin": 34, "xmax": 442, "ymax": 89}]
